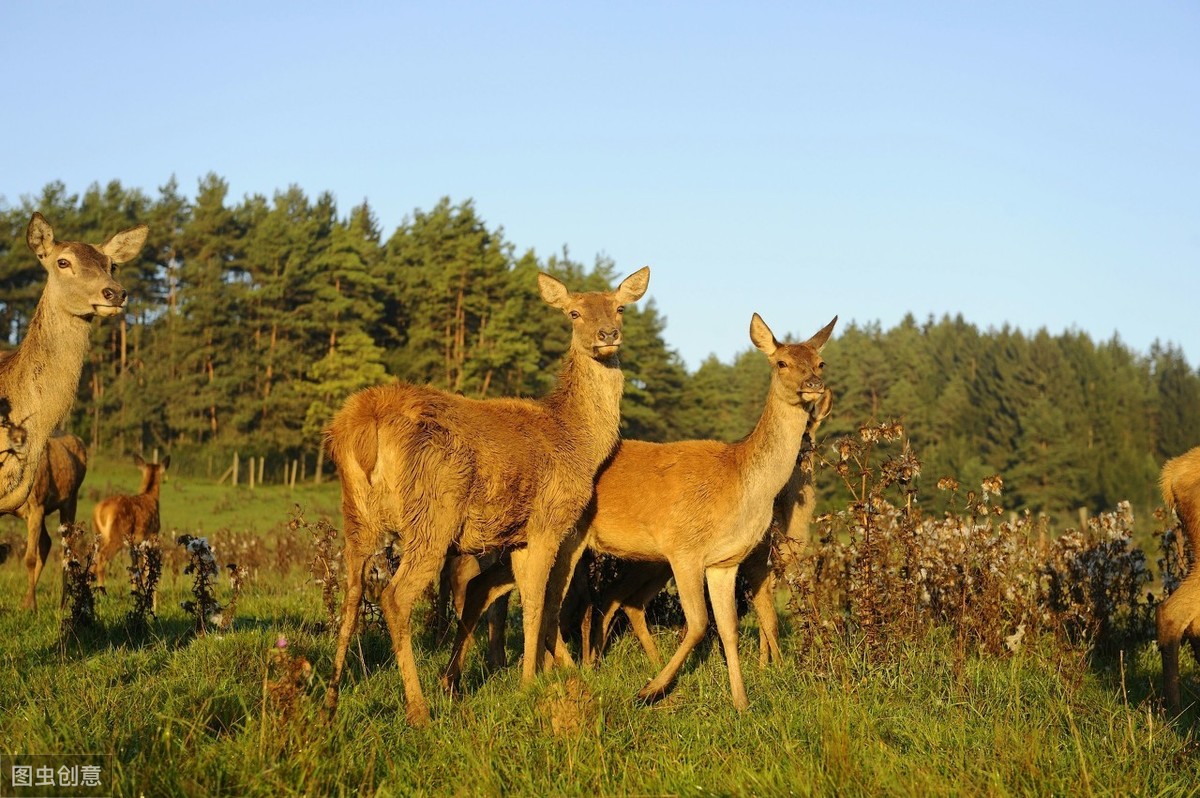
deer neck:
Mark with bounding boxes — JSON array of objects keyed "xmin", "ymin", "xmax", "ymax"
[
  {"xmin": 735, "ymin": 386, "xmax": 811, "ymax": 508},
  {"xmin": 139, "ymin": 470, "xmax": 163, "ymax": 499},
  {"xmin": 543, "ymin": 348, "xmax": 625, "ymax": 466},
  {"xmin": 4, "ymin": 294, "xmax": 93, "ymax": 447}
]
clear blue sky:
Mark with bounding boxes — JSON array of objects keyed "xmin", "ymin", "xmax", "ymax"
[{"xmin": 3, "ymin": 1, "xmax": 1197, "ymax": 370}]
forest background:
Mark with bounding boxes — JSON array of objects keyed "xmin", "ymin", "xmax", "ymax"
[{"xmin": 2, "ymin": 177, "xmax": 1197, "ymax": 522}]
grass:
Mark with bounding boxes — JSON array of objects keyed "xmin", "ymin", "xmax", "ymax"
[{"xmin": 1, "ymin": 458, "xmax": 1199, "ymax": 796}]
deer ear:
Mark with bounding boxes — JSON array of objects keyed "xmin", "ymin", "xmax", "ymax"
[
  {"xmin": 26, "ymin": 213, "xmax": 55, "ymax": 261},
  {"xmin": 805, "ymin": 316, "xmax": 838, "ymax": 352},
  {"xmin": 538, "ymin": 272, "xmax": 571, "ymax": 309},
  {"xmin": 161, "ymin": 455, "xmax": 171, "ymax": 470},
  {"xmin": 615, "ymin": 266, "xmax": 650, "ymax": 304},
  {"xmin": 101, "ymin": 224, "xmax": 149, "ymax": 264},
  {"xmin": 750, "ymin": 313, "xmax": 778, "ymax": 356},
  {"xmin": 133, "ymin": 453, "xmax": 146, "ymax": 468}
]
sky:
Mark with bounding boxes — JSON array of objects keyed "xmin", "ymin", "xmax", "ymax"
[{"xmin": 2, "ymin": 1, "xmax": 1197, "ymax": 370}]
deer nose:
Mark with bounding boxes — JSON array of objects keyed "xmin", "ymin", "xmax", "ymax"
[
  {"xmin": 597, "ymin": 328, "xmax": 621, "ymax": 345},
  {"xmin": 103, "ymin": 286, "xmax": 128, "ymax": 305},
  {"xmin": 804, "ymin": 377, "xmax": 824, "ymax": 392}
]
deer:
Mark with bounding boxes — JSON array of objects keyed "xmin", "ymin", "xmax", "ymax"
[
  {"xmin": 322, "ymin": 266, "xmax": 650, "ymax": 726},
  {"xmin": 0, "ymin": 214, "xmax": 143, "ymax": 516},
  {"xmin": 93, "ymin": 454, "xmax": 170, "ymax": 599},
  {"xmin": 585, "ymin": 387, "xmax": 833, "ymax": 668},
  {"xmin": 443, "ymin": 314, "xmax": 835, "ymax": 711},
  {"xmin": 12, "ymin": 433, "xmax": 87, "ymax": 610},
  {"xmin": 1157, "ymin": 445, "xmax": 1200, "ymax": 713}
]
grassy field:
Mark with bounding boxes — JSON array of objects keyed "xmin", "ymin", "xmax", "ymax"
[{"xmin": 1, "ymin": 457, "xmax": 1198, "ymax": 797}]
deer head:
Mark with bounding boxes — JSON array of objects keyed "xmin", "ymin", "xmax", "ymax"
[
  {"xmin": 133, "ymin": 453, "xmax": 170, "ymax": 489},
  {"xmin": 750, "ymin": 314, "xmax": 838, "ymax": 406},
  {"xmin": 538, "ymin": 266, "xmax": 650, "ymax": 360},
  {"xmin": 26, "ymin": 213, "xmax": 146, "ymax": 320}
]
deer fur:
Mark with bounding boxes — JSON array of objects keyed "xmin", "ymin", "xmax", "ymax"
[
  {"xmin": 322, "ymin": 267, "xmax": 649, "ymax": 726},
  {"xmin": 0, "ymin": 214, "xmax": 142, "ymax": 515},
  {"xmin": 1157, "ymin": 445, "xmax": 1200, "ymax": 712},
  {"xmin": 445, "ymin": 314, "xmax": 835, "ymax": 710},
  {"xmin": 587, "ymin": 388, "xmax": 833, "ymax": 668},
  {"xmin": 11, "ymin": 433, "xmax": 87, "ymax": 610},
  {"xmin": 93, "ymin": 454, "xmax": 170, "ymax": 595}
]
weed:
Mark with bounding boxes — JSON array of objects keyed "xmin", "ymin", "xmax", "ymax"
[
  {"xmin": 125, "ymin": 534, "xmax": 163, "ymax": 632},
  {"xmin": 178, "ymin": 534, "xmax": 222, "ymax": 634},
  {"xmin": 59, "ymin": 522, "xmax": 97, "ymax": 634}
]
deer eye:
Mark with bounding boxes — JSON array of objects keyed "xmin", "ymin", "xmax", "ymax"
[
  {"xmin": 616, "ymin": 306, "xmax": 625, "ymax": 314},
  {"xmin": 777, "ymin": 360, "xmax": 788, "ymax": 370},
  {"xmin": 569, "ymin": 310, "xmax": 581, "ymax": 320},
  {"xmin": 818, "ymin": 362, "xmax": 826, "ymax": 370},
  {"xmin": 56, "ymin": 258, "xmax": 70, "ymax": 269}
]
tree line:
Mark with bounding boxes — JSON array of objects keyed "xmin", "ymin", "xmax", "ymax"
[{"xmin": 1, "ymin": 177, "xmax": 1196, "ymax": 518}]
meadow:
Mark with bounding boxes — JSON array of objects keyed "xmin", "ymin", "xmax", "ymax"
[{"xmin": 1, "ymin": 450, "xmax": 1199, "ymax": 797}]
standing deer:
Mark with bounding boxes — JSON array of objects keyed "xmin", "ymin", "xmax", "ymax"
[
  {"xmin": 1157, "ymin": 445, "xmax": 1200, "ymax": 712},
  {"xmin": 0, "ymin": 213, "xmax": 142, "ymax": 515},
  {"xmin": 93, "ymin": 455, "xmax": 170, "ymax": 596},
  {"xmin": 12, "ymin": 433, "xmax": 87, "ymax": 610},
  {"xmin": 585, "ymin": 387, "xmax": 833, "ymax": 668},
  {"xmin": 445, "ymin": 314, "xmax": 835, "ymax": 710},
  {"xmin": 323, "ymin": 267, "xmax": 650, "ymax": 726}
]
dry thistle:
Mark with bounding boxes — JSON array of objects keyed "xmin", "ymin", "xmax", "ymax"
[{"xmin": 60, "ymin": 522, "xmax": 98, "ymax": 633}]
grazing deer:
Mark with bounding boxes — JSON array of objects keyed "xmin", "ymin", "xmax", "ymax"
[
  {"xmin": 586, "ymin": 388, "xmax": 833, "ymax": 668},
  {"xmin": 12, "ymin": 433, "xmax": 87, "ymax": 610},
  {"xmin": 1157, "ymin": 445, "xmax": 1200, "ymax": 712},
  {"xmin": 444, "ymin": 314, "xmax": 835, "ymax": 710},
  {"xmin": 323, "ymin": 267, "xmax": 650, "ymax": 726},
  {"xmin": 93, "ymin": 455, "xmax": 170, "ymax": 597},
  {"xmin": 0, "ymin": 214, "xmax": 143, "ymax": 515}
]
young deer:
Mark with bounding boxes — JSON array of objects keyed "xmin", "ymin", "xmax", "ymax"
[
  {"xmin": 0, "ymin": 214, "xmax": 143, "ymax": 515},
  {"xmin": 1157, "ymin": 446, "xmax": 1200, "ymax": 712},
  {"xmin": 93, "ymin": 455, "xmax": 170, "ymax": 597},
  {"xmin": 586, "ymin": 388, "xmax": 833, "ymax": 668},
  {"xmin": 323, "ymin": 267, "xmax": 650, "ymax": 726},
  {"xmin": 444, "ymin": 314, "xmax": 835, "ymax": 710},
  {"xmin": 11, "ymin": 433, "xmax": 88, "ymax": 610}
]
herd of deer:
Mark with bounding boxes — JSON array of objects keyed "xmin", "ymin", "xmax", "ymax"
[{"xmin": 3, "ymin": 214, "xmax": 1200, "ymax": 722}]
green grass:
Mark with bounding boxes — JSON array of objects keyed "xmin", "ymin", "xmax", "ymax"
[{"xmin": 1, "ymin": 460, "xmax": 1198, "ymax": 796}]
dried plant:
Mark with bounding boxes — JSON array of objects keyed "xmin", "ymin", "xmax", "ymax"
[
  {"xmin": 782, "ymin": 422, "xmax": 1156, "ymax": 664},
  {"xmin": 60, "ymin": 522, "xmax": 98, "ymax": 633},
  {"xmin": 220, "ymin": 563, "xmax": 249, "ymax": 631},
  {"xmin": 125, "ymin": 535, "xmax": 162, "ymax": 632},
  {"xmin": 293, "ymin": 505, "xmax": 342, "ymax": 629},
  {"xmin": 260, "ymin": 635, "xmax": 315, "ymax": 754},
  {"xmin": 178, "ymin": 534, "xmax": 222, "ymax": 634}
]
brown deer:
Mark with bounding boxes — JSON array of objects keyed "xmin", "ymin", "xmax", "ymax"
[
  {"xmin": 13, "ymin": 433, "xmax": 87, "ymax": 610},
  {"xmin": 323, "ymin": 267, "xmax": 650, "ymax": 726},
  {"xmin": 444, "ymin": 314, "xmax": 835, "ymax": 710},
  {"xmin": 0, "ymin": 214, "xmax": 143, "ymax": 515},
  {"xmin": 1157, "ymin": 445, "xmax": 1200, "ymax": 712},
  {"xmin": 93, "ymin": 455, "xmax": 170, "ymax": 596},
  {"xmin": 585, "ymin": 387, "xmax": 833, "ymax": 668}
]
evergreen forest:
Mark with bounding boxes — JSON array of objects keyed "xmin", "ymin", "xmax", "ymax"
[{"xmin": 2, "ymin": 177, "xmax": 1197, "ymax": 520}]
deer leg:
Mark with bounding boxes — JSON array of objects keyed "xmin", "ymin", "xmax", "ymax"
[
  {"xmin": 708, "ymin": 564, "xmax": 750, "ymax": 710},
  {"xmin": 543, "ymin": 527, "xmax": 588, "ymax": 669},
  {"xmin": 487, "ymin": 592, "xmax": 511, "ymax": 669},
  {"xmin": 324, "ymin": 549, "xmax": 365, "ymax": 716},
  {"xmin": 511, "ymin": 540, "xmax": 559, "ymax": 683},
  {"xmin": 442, "ymin": 556, "xmax": 516, "ymax": 696},
  {"xmin": 620, "ymin": 565, "xmax": 672, "ymax": 665},
  {"xmin": 378, "ymin": 533, "xmax": 448, "ymax": 727},
  {"xmin": 1157, "ymin": 585, "xmax": 1196, "ymax": 714},
  {"xmin": 20, "ymin": 509, "xmax": 49, "ymax": 611},
  {"xmin": 637, "ymin": 561, "xmax": 707, "ymax": 705},
  {"xmin": 742, "ymin": 541, "xmax": 782, "ymax": 667}
]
